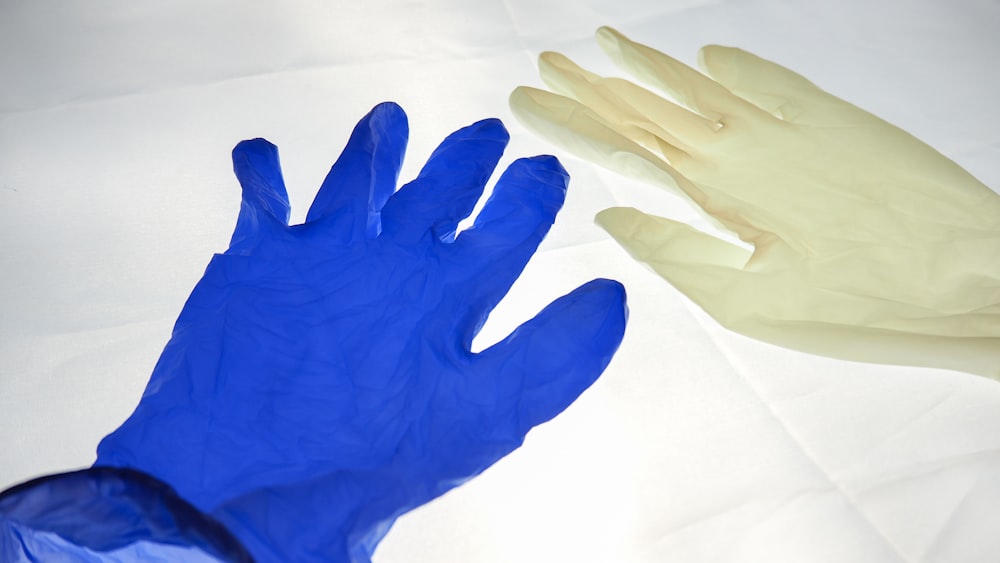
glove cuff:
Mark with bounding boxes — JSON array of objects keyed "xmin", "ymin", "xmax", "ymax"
[{"xmin": 1, "ymin": 466, "xmax": 253, "ymax": 562}]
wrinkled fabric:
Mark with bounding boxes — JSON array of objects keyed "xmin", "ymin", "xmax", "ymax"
[
  {"xmin": 89, "ymin": 102, "xmax": 627, "ymax": 562},
  {"xmin": 0, "ymin": 468, "xmax": 252, "ymax": 562},
  {"xmin": 510, "ymin": 27, "xmax": 1000, "ymax": 378}
]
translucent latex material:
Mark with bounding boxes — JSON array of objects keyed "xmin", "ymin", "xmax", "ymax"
[
  {"xmin": 90, "ymin": 102, "xmax": 626, "ymax": 562},
  {"xmin": 511, "ymin": 27, "xmax": 1000, "ymax": 378}
]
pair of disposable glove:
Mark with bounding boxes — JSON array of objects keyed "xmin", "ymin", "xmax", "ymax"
[
  {"xmin": 512, "ymin": 27, "xmax": 1000, "ymax": 378},
  {"xmin": 0, "ymin": 102, "xmax": 628, "ymax": 562},
  {"xmin": 5, "ymin": 24, "xmax": 1000, "ymax": 563}
]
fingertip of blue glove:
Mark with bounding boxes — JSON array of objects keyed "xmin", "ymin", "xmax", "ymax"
[
  {"xmin": 588, "ymin": 278, "xmax": 629, "ymax": 336},
  {"xmin": 462, "ymin": 117, "xmax": 510, "ymax": 143},
  {"xmin": 497, "ymin": 156, "xmax": 569, "ymax": 217},
  {"xmin": 233, "ymin": 137, "xmax": 276, "ymax": 153},
  {"xmin": 365, "ymin": 101, "xmax": 410, "ymax": 141},
  {"xmin": 511, "ymin": 154, "xmax": 569, "ymax": 191},
  {"xmin": 416, "ymin": 118, "xmax": 509, "ymax": 183},
  {"xmin": 421, "ymin": 118, "xmax": 509, "ymax": 175},
  {"xmin": 580, "ymin": 277, "xmax": 627, "ymax": 304},
  {"xmin": 231, "ymin": 138, "xmax": 290, "ymax": 215},
  {"xmin": 232, "ymin": 138, "xmax": 280, "ymax": 178},
  {"xmin": 369, "ymin": 101, "xmax": 406, "ymax": 121},
  {"xmin": 569, "ymin": 277, "xmax": 629, "ymax": 339}
]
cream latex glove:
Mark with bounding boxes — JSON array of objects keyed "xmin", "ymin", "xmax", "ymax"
[{"xmin": 510, "ymin": 26, "xmax": 1000, "ymax": 378}]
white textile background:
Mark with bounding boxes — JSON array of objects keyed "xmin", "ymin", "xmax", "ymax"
[{"xmin": 1, "ymin": 1, "xmax": 999, "ymax": 561}]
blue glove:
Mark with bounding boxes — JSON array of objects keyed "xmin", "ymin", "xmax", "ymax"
[{"xmin": 90, "ymin": 102, "xmax": 627, "ymax": 561}]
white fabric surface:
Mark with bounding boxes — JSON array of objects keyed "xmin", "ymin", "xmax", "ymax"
[{"xmin": 1, "ymin": 1, "xmax": 998, "ymax": 561}]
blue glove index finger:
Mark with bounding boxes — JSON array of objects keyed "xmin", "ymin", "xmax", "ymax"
[
  {"xmin": 380, "ymin": 118, "xmax": 509, "ymax": 244},
  {"xmin": 229, "ymin": 138, "xmax": 292, "ymax": 253},
  {"xmin": 305, "ymin": 101, "xmax": 408, "ymax": 238}
]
